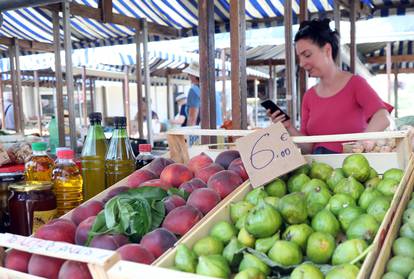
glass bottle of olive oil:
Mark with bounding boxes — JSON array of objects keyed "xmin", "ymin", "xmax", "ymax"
[
  {"xmin": 105, "ymin": 116, "xmax": 135, "ymax": 187},
  {"xmin": 81, "ymin": 112, "xmax": 107, "ymax": 201}
]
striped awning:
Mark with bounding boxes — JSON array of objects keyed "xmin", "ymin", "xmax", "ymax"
[{"xmin": 1, "ymin": 0, "xmax": 410, "ymax": 53}]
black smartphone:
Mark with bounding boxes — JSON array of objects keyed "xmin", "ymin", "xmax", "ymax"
[{"xmin": 261, "ymin": 99, "xmax": 290, "ymax": 120}]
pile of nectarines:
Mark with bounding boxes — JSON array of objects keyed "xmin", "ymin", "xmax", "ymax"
[{"xmin": 4, "ymin": 151, "xmax": 248, "ymax": 277}]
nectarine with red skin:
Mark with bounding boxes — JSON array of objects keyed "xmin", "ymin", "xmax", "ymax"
[
  {"xmin": 140, "ymin": 228, "xmax": 178, "ymax": 258},
  {"xmin": 188, "ymin": 153, "xmax": 213, "ymax": 173},
  {"xmin": 187, "ymin": 188, "xmax": 221, "ymax": 214},
  {"xmin": 214, "ymin": 150, "xmax": 240, "ymax": 169},
  {"xmin": 28, "ymin": 254, "xmax": 64, "ymax": 279},
  {"xmin": 195, "ymin": 163, "xmax": 224, "ymax": 183},
  {"xmin": 163, "ymin": 195, "xmax": 186, "ymax": 213},
  {"xmin": 148, "ymin": 157, "xmax": 174, "ymax": 176},
  {"xmin": 75, "ymin": 216, "xmax": 96, "ymax": 246},
  {"xmin": 127, "ymin": 169, "xmax": 157, "ymax": 188},
  {"xmin": 34, "ymin": 219, "xmax": 76, "ymax": 244},
  {"xmin": 207, "ymin": 170, "xmax": 243, "ymax": 199},
  {"xmin": 89, "ymin": 234, "xmax": 129, "ymax": 251},
  {"xmin": 58, "ymin": 260, "xmax": 92, "ymax": 279},
  {"xmin": 162, "ymin": 205, "xmax": 203, "ymax": 236},
  {"xmin": 117, "ymin": 244, "xmax": 155, "ymax": 264},
  {"xmin": 160, "ymin": 163, "xmax": 193, "ymax": 187},
  {"xmin": 228, "ymin": 158, "xmax": 249, "ymax": 181},
  {"xmin": 71, "ymin": 200, "xmax": 103, "ymax": 225},
  {"xmin": 139, "ymin": 179, "xmax": 173, "ymax": 190},
  {"xmin": 5, "ymin": 249, "xmax": 32, "ymax": 273}
]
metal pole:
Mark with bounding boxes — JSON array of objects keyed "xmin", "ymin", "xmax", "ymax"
[
  {"xmin": 141, "ymin": 19, "xmax": 153, "ymax": 146},
  {"xmin": 63, "ymin": 0, "xmax": 77, "ymax": 151},
  {"xmin": 8, "ymin": 47, "xmax": 19, "ymax": 132},
  {"xmin": 13, "ymin": 40, "xmax": 25, "ymax": 134},
  {"xmin": 34, "ymin": 70, "xmax": 42, "ymax": 136},
  {"xmin": 350, "ymin": 0, "xmax": 357, "ymax": 74},
  {"xmin": 166, "ymin": 73, "xmax": 174, "ymax": 120},
  {"xmin": 53, "ymin": 10, "xmax": 65, "ymax": 147}
]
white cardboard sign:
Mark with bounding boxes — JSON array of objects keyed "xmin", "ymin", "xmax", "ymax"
[{"xmin": 236, "ymin": 122, "xmax": 307, "ymax": 188}]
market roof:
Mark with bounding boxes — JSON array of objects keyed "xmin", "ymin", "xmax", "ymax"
[{"xmin": 0, "ymin": 0, "xmax": 412, "ymax": 55}]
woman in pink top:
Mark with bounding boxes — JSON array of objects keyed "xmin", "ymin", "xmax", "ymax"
[{"xmin": 269, "ymin": 18, "xmax": 390, "ymax": 154}]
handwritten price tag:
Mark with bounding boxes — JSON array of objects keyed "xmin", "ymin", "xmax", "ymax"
[{"xmin": 236, "ymin": 122, "xmax": 306, "ymax": 188}]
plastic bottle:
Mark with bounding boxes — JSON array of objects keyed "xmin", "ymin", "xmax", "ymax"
[
  {"xmin": 81, "ymin": 112, "xmax": 107, "ymax": 201},
  {"xmin": 24, "ymin": 142, "xmax": 55, "ymax": 182},
  {"xmin": 52, "ymin": 149, "xmax": 83, "ymax": 216},
  {"xmin": 105, "ymin": 116, "xmax": 135, "ymax": 187},
  {"xmin": 48, "ymin": 116, "xmax": 59, "ymax": 155},
  {"xmin": 135, "ymin": 144, "xmax": 156, "ymax": 170}
]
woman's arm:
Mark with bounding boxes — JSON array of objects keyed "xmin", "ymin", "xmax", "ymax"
[
  {"xmin": 364, "ymin": 108, "xmax": 390, "ymax": 132},
  {"xmin": 268, "ymin": 110, "xmax": 314, "ymax": 154}
]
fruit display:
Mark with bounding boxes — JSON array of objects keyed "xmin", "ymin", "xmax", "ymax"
[
  {"xmin": 379, "ymin": 187, "xmax": 414, "ymax": 279},
  {"xmin": 2, "ymin": 150, "xmax": 248, "ymax": 278},
  {"xmin": 159, "ymin": 154, "xmax": 405, "ymax": 279}
]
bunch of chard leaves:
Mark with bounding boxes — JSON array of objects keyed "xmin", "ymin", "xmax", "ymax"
[{"xmin": 86, "ymin": 187, "xmax": 168, "ymax": 244}]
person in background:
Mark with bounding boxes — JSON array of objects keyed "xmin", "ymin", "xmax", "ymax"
[
  {"xmin": 183, "ymin": 62, "xmax": 201, "ymax": 127},
  {"xmin": 170, "ymin": 93, "xmax": 188, "ymax": 127},
  {"xmin": 2, "ymin": 91, "xmax": 15, "ymax": 130},
  {"xmin": 268, "ymin": 18, "xmax": 391, "ymax": 154}
]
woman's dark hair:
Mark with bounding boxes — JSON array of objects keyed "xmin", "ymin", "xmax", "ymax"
[{"xmin": 294, "ymin": 18, "xmax": 340, "ymax": 61}]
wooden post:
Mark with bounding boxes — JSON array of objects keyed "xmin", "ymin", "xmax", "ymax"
[
  {"xmin": 90, "ymin": 78, "xmax": 95, "ymax": 112},
  {"xmin": 268, "ymin": 63, "xmax": 273, "ymax": 100},
  {"xmin": 53, "ymin": 10, "xmax": 65, "ymax": 147},
  {"xmin": 298, "ymin": 0, "xmax": 308, "ymax": 108},
  {"xmin": 254, "ymin": 79, "xmax": 258, "ymax": 127},
  {"xmin": 124, "ymin": 66, "xmax": 131, "ymax": 135},
  {"xmin": 198, "ymin": 0, "xmax": 216, "ymax": 143},
  {"xmin": 394, "ymin": 71, "xmax": 398, "ymax": 118},
  {"xmin": 13, "ymin": 40, "xmax": 25, "ymax": 134},
  {"xmin": 350, "ymin": 0, "xmax": 357, "ymax": 74},
  {"xmin": 82, "ymin": 66, "xmax": 87, "ymax": 126},
  {"xmin": 0, "ymin": 75, "xmax": 4, "ymax": 129},
  {"xmin": 334, "ymin": 0, "xmax": 342, "ymax": 67},
  {"xmin": 141, "ymin": 19, "xmax": 153, "ymax": 146},
  {"xmin": 8, "ymin": 47, "xmax": 19, "ymax": 133},
  {"xmin": 386, "ymin": 42, "xmax": 392, "ymax": 104},
  {"xmin": 284, "ymin": 0, "xmax": 296, "ymax": 121},
  {"xmin": 135, "ymin": 31, "xmax": 144, "ymax": 139},
  {"xmin": 34, "ymin": 70, "xmax": 42, "ymax": 136},
  {"xmin": 63, "ymin": 0, "xmax": 77, "ymax": 151},
  {"xmin": 230, "ymin": 0, "xmax": 247, "ymax": 130},
  {"xmin": 166, "ymin": 72, "xmax": 174, "ymax": 120},
  {"xmin": 101, "ymin": 86, "xmax": 108, "ymax": 120},
  {"xmin": 220, "ymin": 49, "xmax": 227, "ymax": 122}
]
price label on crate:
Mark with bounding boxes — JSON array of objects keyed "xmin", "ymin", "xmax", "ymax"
[{"xmin": 236, "ymin": 122, "xmax": 307, "ymax": 188}]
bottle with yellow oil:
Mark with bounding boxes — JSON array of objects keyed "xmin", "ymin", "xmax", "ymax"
[
  {"xmin": 105, "ymin": 116, "xmax": 135, "ymax": 187},
  {"xmin": 81, "ymin": 112, "xmax": 107, "ymax": 200},
  {"xmin": 24, "ymin": 142, "xmax": 55, "ymax": 182},
  {"xmin": 52, "ymin": 149, "xmax": 83, "ymax": 216}
]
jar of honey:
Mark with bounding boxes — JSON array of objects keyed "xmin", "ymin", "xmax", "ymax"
[{"xmin": 8, "ymin": 182, "xmax": 57, "ymax": 236}]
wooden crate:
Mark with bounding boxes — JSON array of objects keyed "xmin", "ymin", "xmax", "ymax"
[
  {"xmin": 369, "ymin": 161, "xmax": 414, "ymax": 278},
  {"xmin": 155, "ymin": 129, "xmax": 413, "ymax": 279}
]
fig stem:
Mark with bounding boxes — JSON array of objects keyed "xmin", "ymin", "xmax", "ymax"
[{"xmin": 350, "ymin": 244, "xmax": 373, "ymax": 265}]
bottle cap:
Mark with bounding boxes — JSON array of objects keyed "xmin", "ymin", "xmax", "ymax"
[
  {"xmin": 56, "ymin": 149, "xmax": 74, "ymax": 159},
  {"xmin": 89, "ymin": 112, "xmax": 102, "ymax": 123},
  {"xmin": 113, "ymin": 116, "xmax": 127, "ymax": 128},
  {"xmin": 32, "ymin": 142, "xmax": 47, "ymax": 151},
  {"xmin": 139, "ymin": 144, "xmax": 152, "ymax": 153}
]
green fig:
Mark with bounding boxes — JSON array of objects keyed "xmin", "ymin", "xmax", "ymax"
[
  {"xmin": 342, "ymin": 154, "xmax": 370, "ymax": 183},
  {"xmin": 239, "ymin": 253, "xmax": 270, "ymax": 275},
  {"xmin": 234, "ymin": 267, "xmax": 265, "ymax": 279},
  {"xmin": 174, "ymin": 244, "xmax": 198, "ymax": 273},
  {"xmin": 327, "ymin": 168, "xmax": 346, "ymax": 192},
  {"xmin": 223, "ymin": 237, "xmax": 244, "ymax": 265},
  {"xmin": 238, "ymin": 227, "xmax": 255, "ymax": 248},
  {"xmin": 282, "ymin": 223, "xmax": 313, "ymax": 250},
  {"xmin": 334, "ymin": 177, "xmax": 364, "ymax": 200},
  {"xmin": 382, "ymin": 272, "xmax": 404, "ymax": 279},
  {"xmin": 306, "ymin": 185, "xmax": 332, "ymax": 217},
  {"xmin": 210, "ymin": 221, "xmax": 237, "ymax": 244},
  {"xmin": 377, "ymin": 178, "xmax": 399, "ymax": 196},
  {"xmin": 268, "ymin": 240, "xmax": 302, "ymax": 267},
  {"xmin": 332, "ymin": 239, "xmax": 368, "ymax": 265},
  {"xmin": 287, "ymin": 173, "xmax": 311, "ymax": 193},
  {"xmin": 245, "ymin": 200, "xmax": 282, "ymax": 238},
  {"xmin": 264, "ymin": 196, "xmax": 280, "ymax": 209},
  {"xmin": 338, "ymin": 206, "xmax": 364, "ymax": 231},
  {"xmin": 311, "ymin": 209, "xmax": 340, "ymax": 237},
  {"xmin": 293, "ymin": 164, "xmax": 311, "ymax": 175},
  {"xmin": 255, "ymin": 233, "xmax": 279, "ymax": 254},
  {"xmin": 231, "ymin": 201, "xmax": 254, "ymax": 223},
  {"xmin": 264, "ymin": 178, "xmax": 287, "ymax": 198},
  {"xmin": 236, "ymin": 214, "xmax": 248, "ymax": 230},
  {"xmin": 278, "ymin": 192, "xmax": 308, "ymax": 224},
  {"xmin": 301, "ymin": 178, "xmax": 329, "ymax": 195},
  {"xmin": 193, "ymin": 236, "xmax": 223, "ymax": 256},
  {"xmin": 245, "ymin": 188, "xmax": 268, "ymax": 205},
  {"xmin": 383, "ymin": 168, "xmax": 404, "ymax": 183},
  {"xmin": 365, "ymin": 176, "xmax": 381, "ymax": 188},
  {"xmin": 327, "ymin": 193, "xmax": 356, "ymax": 216},
  {"xmin": 367, "ymin": 196, "xmax": 391, "ymax": 222},
  {"xmin": 392, "ymin": 237, "xmax": 414, "ymax": 258},
  {"xmin": 306, "ymin": 232, "xmax": 335, "ymax": 264},
  {"xmin": 310, "ymin": 161, "xmax": 334, "ymax": 181},
  {"xmin": 386, "ymin": 256, "xmax": 414, "ymax": 278},
  {"xmin": 291, "ymin": 263, "xmax": 324, "ymax": 279},
  {"xmin": 326, "ymin": 264, "xmax": 359, "ymax": 279},
  {"xmin": 196, "ymin": 255, "xmax": 230, "ymax": 278},
  {"xmin": 358, "ymin": 188, "xmax": 384, "ymax": 210},
  {"xmin": 400, "ymin": 223, "xmax": 414, "ymax": 240},
  {"xmin": 368, "ymin": 167, "xmax": 378, "ymax": 179},
  {"xmin": 346, "ymin": 214, "xmax": 379, "ymax": 243}
]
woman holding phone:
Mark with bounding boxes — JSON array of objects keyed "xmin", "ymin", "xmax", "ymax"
[{"xmin": 268, "ymin": 18, "xmax": 391, "ymax": 154}]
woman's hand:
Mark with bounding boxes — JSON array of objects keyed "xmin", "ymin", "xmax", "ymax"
[{"xmin": 267, "ymin": 109, "xmax": 291, "ymax": 128}]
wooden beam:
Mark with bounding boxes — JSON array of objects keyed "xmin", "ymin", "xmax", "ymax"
[
  {"xmin": 45, "ymin": 3, "xmax": 178, "ymax": 37},
  {"xmin": 221, "ymin": 49, "xmax": 227, "ymax": 123},
  {"xmin": 53, "ymin": 11, "xmax": 65, "ymax": 147},
  {"xmin": 0, "ymin": 36, "xmax": 54, "ymax": 52},
  {"xmin": 124, "ymin": 66, "xmax": 131, "ymax": 135},
  {"xmin": 141, "ymin": 19, "xmax": 153, "ymax": 146},
  {"xmin": 394, "ymin": 71, "xmax": 398, "ymax": 118},
  {"xmin": 350, "ymin": 0, "xmax": 357, "ymax": 74},
  {"xmin": 246, "ymin": 59, "xmax": 285, "ymax": 66},
  {"xmin": 199, "ymin": 0, "xmax": 216, "ymax": 143},
  {"xmin": 386, "ymin": 42, "xmax": 392, "ymax": 104},
  {"xmin": 98, "ymin": 0, "xmax": 113, "ymax": 23},
  {"xmin": 12, "ymin": 40, "xmax": 25, "ymax": 133},
  {"xmin": 34, "ymin": 70, "xmax": 42, "ymax": 136},
  {"xmin": 82, "ymin": 66, "xmax": 87, "ymax": 127},
  {"xmin": 377, "ymin": 68, "xmax": 414, "ymax": 74},
  {"xmin": 230, "ymin": 0, "xmax": 247, "ymax": 130},
  {"xmin": 90, "ymin": 78, "xmax": 95, "ymax": 112},
  {"xmin": 135, "ymin": 31, "xmax": 144, "ymax": 139},
  {"xmin": 366, "ymin": 55, "xmax": 414, "ymax": 64}
]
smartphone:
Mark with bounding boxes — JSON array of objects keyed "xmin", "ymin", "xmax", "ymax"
[{"xmin": 261, "ymin": 99, "xmax": 290, "ymax": 120}]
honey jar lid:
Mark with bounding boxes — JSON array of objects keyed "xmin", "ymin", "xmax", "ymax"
[{"xmin": 9, "ymin": 181, "xmax": 53, "ymax": 192}]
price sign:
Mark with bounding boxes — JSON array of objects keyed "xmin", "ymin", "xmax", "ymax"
[{"xmin": 236, "ymin": 122, "xmax": 307, "ymax": 188}]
